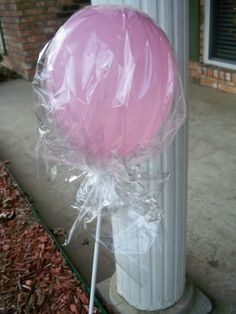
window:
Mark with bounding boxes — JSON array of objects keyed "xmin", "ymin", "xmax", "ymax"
[{"xmin": 204, "ymin": 0, "xmax": 236, "ymax": 70}]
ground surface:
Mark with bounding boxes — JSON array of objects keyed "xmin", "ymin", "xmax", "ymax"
[
  {"xmin": 0, "ymin": 163, "xmax": 100, "ymax": 314},
  {"xmin": 0, "ymin": 79, "xmax": 235, "ymax": 313},
  {"xmin": 187, "ymin": 83, "xmax": 236, "ymax": 314}
]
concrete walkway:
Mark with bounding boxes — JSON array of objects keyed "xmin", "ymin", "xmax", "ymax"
[{"xmin": 0, "ymin": 79, "xmax": 235, "ymax": 313}]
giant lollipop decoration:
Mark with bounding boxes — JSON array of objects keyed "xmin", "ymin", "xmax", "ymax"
[
  {"xmin": 37, "ymin": 5, "xmax": 177, "ymax": 159},
  {"xmin": 33, "ymin": 5, "xmax": 186, "ymax": 314}
]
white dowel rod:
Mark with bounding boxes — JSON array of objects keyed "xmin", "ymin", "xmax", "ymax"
[{"xmin": 89, "ymin": 209, "xmax": 102, "ymax": 314}]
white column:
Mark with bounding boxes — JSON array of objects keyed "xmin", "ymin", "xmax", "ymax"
[{"xmin": 92, "ymin": 0, "xmax": 188, "ymax": 310}]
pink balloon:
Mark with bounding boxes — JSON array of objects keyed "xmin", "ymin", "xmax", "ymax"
[{"xmin": 44, "ymin": 6, "xmax": 177, "ymax": 159}]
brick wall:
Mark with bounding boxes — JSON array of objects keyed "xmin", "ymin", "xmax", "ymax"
[
  {"xmin": 0, "ymin": 0, "xmax": 90, "ymax": 79},
  {"xmin": 189, "ymin": 0, "xmax": 236, "ymax": 94},
  {"xmin": 189, "ymin": 61, "xmax": 236, "ymax": 94}
]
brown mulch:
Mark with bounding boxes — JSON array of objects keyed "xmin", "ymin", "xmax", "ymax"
[
  {"xmin": 0, "ymin": 65, "xmax": 20, "ymax": 82},
  {"xmin": 0, "ymin": 163, "xmax": 100, "ymax": 314}
]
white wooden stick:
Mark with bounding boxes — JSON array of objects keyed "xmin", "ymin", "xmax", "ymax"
[{"xmin": 89, "ymin": 209, "xmax": 102, "ymax": 314}]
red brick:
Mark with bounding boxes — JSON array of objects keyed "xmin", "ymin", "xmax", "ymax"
[
  {"xmin": 8, "ymin": 3, "xmax": 17, "ymax": 10},
  {"xmin": 16, "ymin": 2, "xmax": 35, "ymax": 10},
  {"xmin": 1, "ymin": 10, "xmax": 23, "ymax": 17},
  {"xmin": 219, "ymin": 70, "xmax": 224, "ymax": 80},
  {"xmin": 15, "ymin": 23, "xmax": 32, "ymax": 31},
  {"xmin": 43, "ymin": 26, "xmax": 56, "ymax": 34},
  {"xmin": 1, "ymin": 28, "xmax": 20, "ymax": 36},
  {"xmin": 213, "ymin": 69, "xmax": 218, "ymax": 78},
  {"xmin": 18, "ymin": 49, "xmax": 34, "ymax": 57},
  {"xmin": 0, "ymin": 0, "xmax": 86, "ymax": 80},
  {"xmin": 24, "ymin": 8, "xmax": 44, "ymax": 15},
  {"xmin": 1, "ymin": 16, "xmax": 21, "ymax": 23},
  {"xmin": 35, "ymin": 1, "xmax": 55, "ymax": 7},
  {"xmin": 48, "ymin": 7, "xmax": 58, "ymax": 13},
  {"xmin": 5, "ymin": 41, "xmax": 23, "ymax": 50},
  {"xmin": 21, "ymin": 16, "xmax": 40, "ymax": 23},
  {"xmin": 46, "ymin": 20, "xmax": 60, "ymax": 26},
  {"xmin": 225, "ymin": 72, "xmax": 231, "ymax": 82},
  {"xmin": 232, "ymin": 73, "xmax": 236, "ymax": 84},
  {"xmin": 200, "ymin": 77, "xmax": 218, "ymax": 89},
  {"xmin": 22, "ymin": 41, "xmax": 45, "ymax": 50},
  {"xmin": 17, "ymin": 2, "xmax": 54, "ymax": 10},
  {"xmin": 207, "ymin": 68, "xmax": 213, "ymax": 77},
  {"xmin": 20, "ymin": 29, "xmax": 44, "ymax": 37},
  {"xmin": 1, "ymin": 22, "xmax": 21, "ymax": 31},
  {"xmin": 35, "ymin": 14, "xmax": 56, "ymax": 21},
  {"xmin": 4, "ymin": 35, "xmax": 27, "ymax": 43},
  {"xmin": 0, "ymin": 0, "xmax": 21, "ymax": 3},
  {"xmin": 27, "ymin": 34, "xmax": 47, "ymax": 43},
  {"xmin": 218, "ymin": 83, "xmax": 236, "ymax": 94},
  {"xmin": 25, "ymin": 53, "xmax": 41, "ymax": 62}
]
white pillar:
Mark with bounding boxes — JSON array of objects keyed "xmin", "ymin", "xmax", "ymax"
[{"xmin": 92, "ymin": 0, "xmax": 188, "ymax": 310}]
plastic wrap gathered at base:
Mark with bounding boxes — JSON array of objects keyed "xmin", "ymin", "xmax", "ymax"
[
  {"xmin": 65, "ymin": 161, "xmax": 169, "ymax": 254},
  {"xmin": 33, "ymin": 5, "xmax": 186, "ymax": 284}
]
